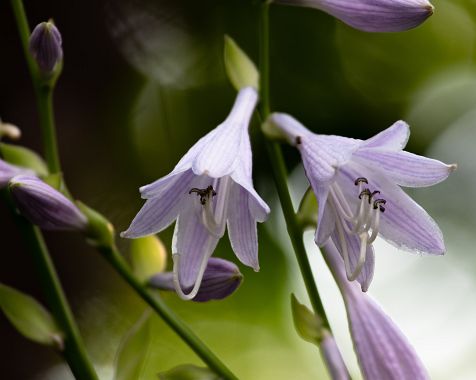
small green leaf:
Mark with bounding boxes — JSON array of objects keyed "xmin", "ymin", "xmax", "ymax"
[
  {"xmin": 129, "ymin": 236, "xmax": 167, "ymax": 283},
  {"xmin": 291, "ymin": 294, "xmax": 323, "ymax": 346},
  {"xmin": 0, "ymin": 283, "xmax": 63, "ymax": 349},
  {"xmin": 296, "ymin": 187, "xmax": 318, "ymax": 229},
  {"xmin": 0, "ymin": 143, "xmax": 48, "ymax": 177},
  {"xmin": 224, "ymin": 35, "xmax": 259, "ymax": 91},
  {"xmin": 114, "ymin": 312, "xmax": 152, "ymax": 380},
  {"xmin": 158, "ymin": 364, "xmax": 221, "ymax": 380}
]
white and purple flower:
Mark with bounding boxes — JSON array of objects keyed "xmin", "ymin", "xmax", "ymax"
[
  {"xmin": 277, "ymin": 0, "xmax": 434, "ymax": 33},
  {"xmin": 322, "ymin": 240, "xmax": 429, "ymax": 380},
  {"xmin": 122, "ymin": 87, "xmax": 270, "ymax": 300},
  {"xmin": 267, "ymin": 113, "xmax": 455, "ymax": 291}
]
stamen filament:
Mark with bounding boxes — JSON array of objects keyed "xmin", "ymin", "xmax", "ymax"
[
  {"xmin": 368, "ymin": 208, "xmax": 380, "ymax": 244},
  {"xmin": 172, "ymin": 250, "xmax": 211, "ymax": 300}
]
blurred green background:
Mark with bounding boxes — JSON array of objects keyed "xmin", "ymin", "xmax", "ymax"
[{"xmin": 1, "ymin": 0, "xmax": 476, "ymax": 378}]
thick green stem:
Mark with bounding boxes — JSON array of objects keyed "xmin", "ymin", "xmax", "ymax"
[
  {"xmin": 98, "ymin": 244, "xmax": 238, "ymax": 380},
  {"xmin": 3, "ymin": 195, "xmax": 98, "ymax": 380},
  {"xmin": 10, "ymin": 0, "xmax": 62, "ymax": 174},
  {"xmin": 258, "ymin": 1, "xmax": 330, "ymax": 328}
]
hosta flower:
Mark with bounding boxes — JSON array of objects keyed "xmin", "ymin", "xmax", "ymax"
[
  {"xmin": 122, "ymin": 87, "xmax": 270, "ymax": 300},
  {"xmin": 322, "ymin": 240, "xmax": 429, "ymax": 380},
  {"xmin": 9, "ymin": 175, "xmax": 87, "ymax": 231},
  {"xmin": 149, "ymin": 258, "xmax": 243, "ymax": 302},
  {"xmin": 277, "ymin": 0, "xmax": 434, "ymax": 33},
  {"xmin": 267, "ymin": 113, "xmax": 455, "ymax": 291}
]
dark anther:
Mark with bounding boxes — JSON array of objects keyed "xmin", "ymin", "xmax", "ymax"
[
  {"xmin": 354, "ymin": 177, "xmax": 369, "ymax": 186},
  {"xmin": 373, "ymin": 199, "xmax": 387, "ymax": 212},
  {"xmin": 295, "ymin": 136, "xmax": 302, "ymax": 145},
  {"xmin": 368, "ymin": 190, "xmax": 381, "ymax": 203},
  {"xmin": 359, "ymin": 188, "xmax": 371, "ymax": 199},
  {"xmin": 189, "ymin": 185, "xmax": 217, "ymax": 205}
]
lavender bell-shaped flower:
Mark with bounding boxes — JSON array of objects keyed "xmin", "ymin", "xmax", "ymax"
[
  {"xmin": 322, "ymin": 240, "xmax": 429, "ymax": 380},
  {"xmin": 9, "ymin": 175, "xmax": 87, "ymax": 231},
  {"xmin": 277, "ymin": 0, "xmax": 434, "ymax": 33},
  {"xmin": 267, "ymin": 113, "xmax": 455, "ymax": 291},
  {"xmin": 29, "ymin": 21, "xmax": 63, "ymax": 74},
  {"xmin": 149, "ymin": 258, "xmax": 243, "ymax": 302},
  {"xmin": 122, "ymin": 87, "xmax": 270, "ymax": 300}
]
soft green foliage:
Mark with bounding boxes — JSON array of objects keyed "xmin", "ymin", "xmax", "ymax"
[
  {"xmin": 291, "ymin": 294, "xmax": 323, "ymax": 346},
  {"xmin": 129, "ymin": 235, "xmax": 167, "ymax": 283},
  {"xmin": 224, "ymin": 35, "xmax": 259, "ymax": 91},
  {"xmin": 0, "ymin": 143, "xmax": 48, "ymax": 176},
  {"xmin": 0, "ymin": 283, "xmax": 63, "ymax": 348},
  {"xmin": 114, "ymin": 312, "xmax": 152, "ymax": 380},
  {"xmin": 158, "ymin": 364, "xmax": 221, "ymax": 380}
]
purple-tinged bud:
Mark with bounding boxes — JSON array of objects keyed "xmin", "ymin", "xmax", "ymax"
[
  {"xmin": 29, "ymin": 21, "xmax": 63, "ymax": 74},
  {"xmin": 277, "ymin": 0, "xmax": 434, "ymax": 32},
  {"xmin": 149, "ymin": 258, "xmax": 243, "ymax": 302},
  {"xmin": 0, "ymin": 160, "xmax": 34, "ymax": 188},
  {"xmin": 9, "ymin": 175, "xmax": 87, "ymax": 231}
]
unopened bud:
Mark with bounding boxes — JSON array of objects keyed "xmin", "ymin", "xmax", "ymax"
[
  {"xmin": 0, "ymin": 160, "xmax": 34, "ymax": 188},
  {"xmin": 9, "ymin": 175, "xmax": 87, "ymax": 231},
  {"xmin": 149, "ymin": 258, "xmax": 243, "ymax": 302},
  {"xmin": 0, "ymin": 120, "xmax": 21, "ymax": 140},
  {"xmin": 29, "ymin": 21, "xmax": 63, "ymax": 75}
]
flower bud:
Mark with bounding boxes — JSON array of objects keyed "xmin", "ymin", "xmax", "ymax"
[
  {"xmin": 149, "ymin": 258, "xmax": 242, "ymax": 302},
  {"xmin": 0, "ymin": 120, "xmax": 21, "ymax": 140},
  {"xmin": 29, "ymin": 21, "xmax": 63, "ymax": 74},
  {"xmin": 9, "ymin": 175, "xmax": 87, "ymax": 231},
  {"xmin": 0, "ymin": 159, "xmax": 35, "ymax": 188},
  {"xmin": 277, "ymin": 0, "xmax": 434, "ymax": 32}
]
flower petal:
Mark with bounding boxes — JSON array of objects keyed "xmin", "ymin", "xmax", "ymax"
[
  {"xmin": 140, "ymin": 168, "xmax": 194, "ymax": 199},
  {"xmin": 172, "ymin": 177, "xmax": 220, "ymax": 288},
  {"xmin": 354, "ymin": 148, "xmax": 456, "ymax": 188},
  {"xmin": 338, "ymin": 162, "xmax": 445, "ymax": 254},
  {"xmin": 322, "ymin": 241, "xmax": 429, "ymax": 380},
  {"xmin": 192, "ymin": 87, "xmax": 258, "ymax": 178},
  {"xmin": 229, "ymin": 127, "xmax": 270, "ymax": 222},
  {"xmin": 330, "ymin": 227, "xmax": 375, "ymax": 292},
  {"xmin": 361, "ymin": 120, "xmax": 410, "ymax": 151},
  {"xmin": 227, "ymin": 183, "xmax": 260, "ymax": 271},
  {"xmin": 315, "ymin": 198, "xmax": 335, "ymax": 246},
  {"xmin": 278, "ymin": 0, "xmax": 434, "ymax": 33},
  {"xmin": 121, "ymin": 171, "xmax": 194, "ymax": 238}
]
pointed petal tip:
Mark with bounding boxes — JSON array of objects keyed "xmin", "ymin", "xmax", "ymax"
[{"xmin": 449, "ymin": 163, "xmax": 458, "ymax": 171}]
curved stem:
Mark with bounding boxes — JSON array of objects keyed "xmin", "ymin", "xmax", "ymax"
[
  {"xmin": 258, "ymin": 0, "xmax": 330, "ymax": 329},
  {"xmin": 3, "ymin": 193, "xmax": 98, "ymax": 380},
  {"xmin": 98, "ymin": 244, "xmax": 238, "ymax": 380},
  {"xmin": 10, "ymin": 0, "xmax": 62, "ymax": 174}
]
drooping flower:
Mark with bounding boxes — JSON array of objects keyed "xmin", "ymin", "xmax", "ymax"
[
  {"xmin": 29, "ymin": 20, "xmax": 63, "ymax": 75},
  {"xmin": 322, "ymin": 240, "xmax": 429, "ymax": 380},
  {"xmin": 122, "ymin": 87, "xmax": 270, "ymax": 300},
  {"xmin": 149, "ymin": 257, "xmax": 243, "ymax": 302},
  {"xmin": 267, "ymin": 113, "xmax": 455, "ymax": 291},
  {"xmin": 9, "ymin": 175, "xmax": 87, "ymax": 231},
  {"xmin": 276, "ymin": 0, "xmax": 434, "ymax": 33}
]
